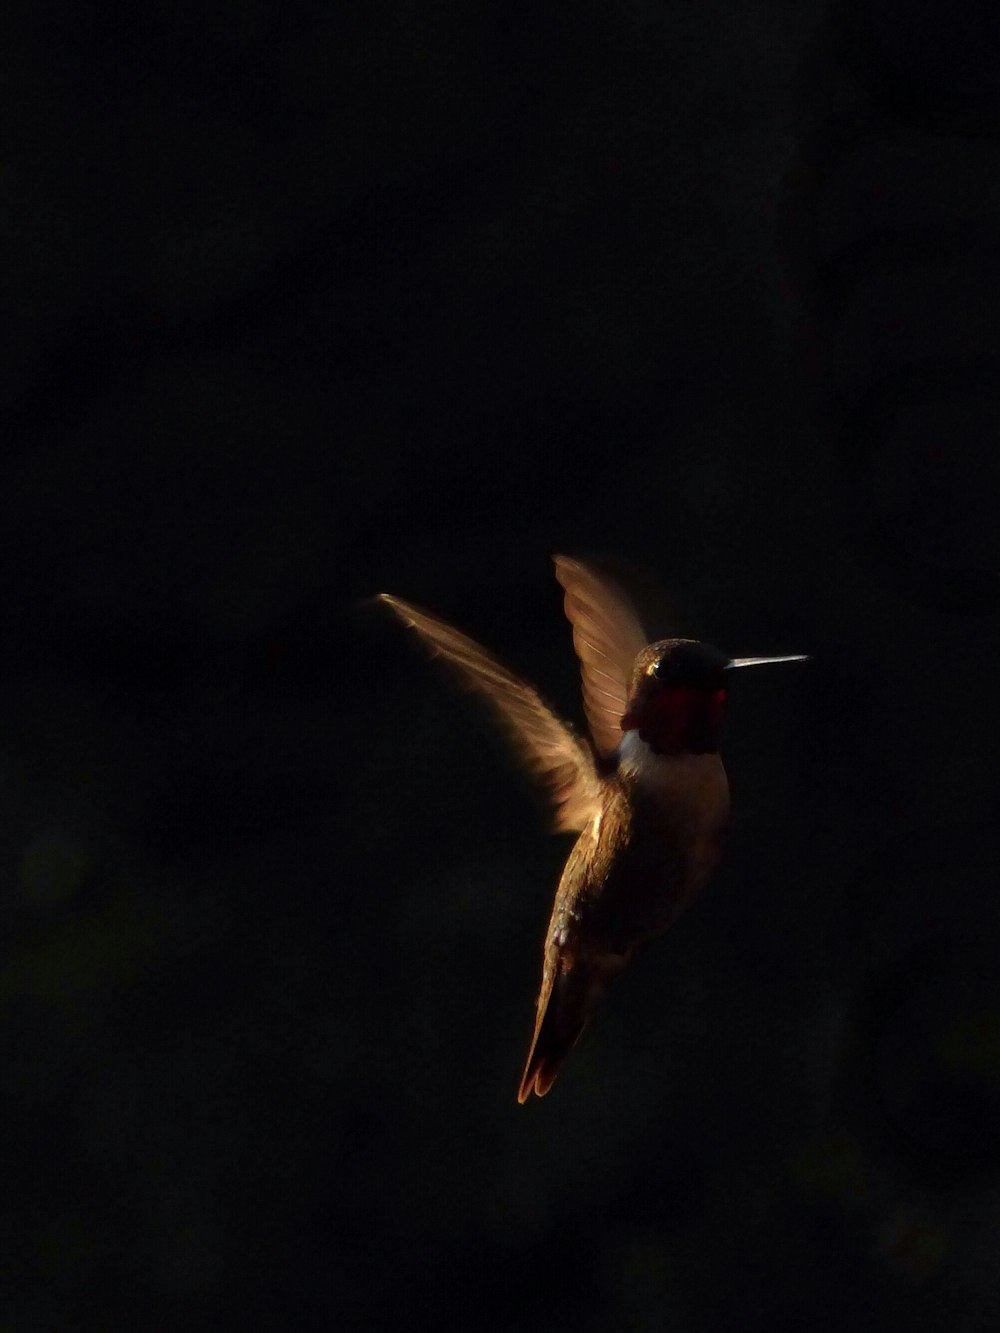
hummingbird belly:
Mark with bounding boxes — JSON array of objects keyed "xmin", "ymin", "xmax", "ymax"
[{"xmin": 557, "ymin": 755, "xmax": 729, "ymax": 960}]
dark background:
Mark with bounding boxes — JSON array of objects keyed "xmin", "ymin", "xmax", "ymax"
[{"xmin": 4, "ymin": 1, "xmax": 1000, "ymax": 1329}]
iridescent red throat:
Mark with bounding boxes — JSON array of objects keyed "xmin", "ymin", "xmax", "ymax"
[{"xmin": 621, "ymin": 686, "xmax": 726, "ymax": 756}]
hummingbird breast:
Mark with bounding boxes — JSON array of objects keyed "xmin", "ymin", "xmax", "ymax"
[{"xmin": 558, "ymin": 740, "xmax": 730, "ymax": 959}]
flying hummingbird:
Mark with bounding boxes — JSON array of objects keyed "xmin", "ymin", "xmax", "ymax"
[{"xmin": 379, "ymin": 557, "xmax": 807, "ymax": 1102}]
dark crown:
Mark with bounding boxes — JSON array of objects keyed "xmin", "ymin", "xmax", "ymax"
[{"xmin": 647, "ymin": 640, "xmax": 730, "ymax": 688}]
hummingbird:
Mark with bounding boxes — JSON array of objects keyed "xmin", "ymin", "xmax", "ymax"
[{"xmin": 378, "ymin": 556, "xmax": 808, "ymax": 1102}]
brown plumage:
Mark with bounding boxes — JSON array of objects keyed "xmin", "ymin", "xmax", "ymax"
[{"xmin": 379, "ymin": 558, "xmax": 805, "ymax": 1101}]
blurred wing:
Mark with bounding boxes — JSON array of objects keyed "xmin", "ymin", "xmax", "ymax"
[
  {"xmin": 553, "ymin": 555, "xmax": 648, "ymax": 761},
  {"xmin": 379, "ymin": 595, "xmax": 601, "ymax": 833}
]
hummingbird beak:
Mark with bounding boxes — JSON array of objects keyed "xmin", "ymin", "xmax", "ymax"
[{"xmin": 726, "ymin": 655, "xmax": 811, "ymax": 670}]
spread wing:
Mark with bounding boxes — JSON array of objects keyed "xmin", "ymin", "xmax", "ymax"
[
  {"xmin": 379, "ymin": 594, "xmax": 601, "ymax": 833},
  {"xmin": 553, "ymin": 555, "xmax": 648, "ymax": 761}
]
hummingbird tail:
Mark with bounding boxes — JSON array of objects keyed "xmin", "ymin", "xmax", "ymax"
[{"xmin": 517, "ymin": 963, "xmax": 607, "ymax": 1103}]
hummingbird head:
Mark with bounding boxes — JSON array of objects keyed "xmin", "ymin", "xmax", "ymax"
[
  {"xmin": 621, "ymin": 640, "xmax": 729, "ymax": 755},
  {"xmin": 621, "ymin": 640, "xmax": 809, "ymax": 756}
]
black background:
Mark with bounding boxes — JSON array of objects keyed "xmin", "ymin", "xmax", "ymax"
[{"xmin": 5, "ymin": 2, "xmax": 1000, "ymax": 1329}]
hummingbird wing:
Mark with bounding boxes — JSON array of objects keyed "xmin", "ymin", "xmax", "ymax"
[
  {"xmin": 553, "ymin": 555, "xmax": 647, "ymax": 762},
  {"xmin": 518, "ymin": 784, "xmax": 632, "ymax": 1100},
  {"xmin": 379, "ymin": 594, "xmax": 601, "ymax": 833}
]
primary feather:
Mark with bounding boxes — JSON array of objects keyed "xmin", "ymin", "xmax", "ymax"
[
  {"xmin": 378, "ymin": 593, "xmax": 601, "ymax": 832},
  {"xmin": 552, "ymin": 555, "xmax": 647, "ymax": 761}
]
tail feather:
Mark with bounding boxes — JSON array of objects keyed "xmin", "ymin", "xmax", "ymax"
[{"xmin": 517, "ymin": 964, "xmax": 607, "ymax": 1102}]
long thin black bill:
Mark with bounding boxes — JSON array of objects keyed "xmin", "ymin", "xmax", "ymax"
[{"xmin": 726, "ymin": 655, "xmax": 810, "ymax": 669}]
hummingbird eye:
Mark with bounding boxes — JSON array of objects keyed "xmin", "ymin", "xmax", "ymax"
[{"xmin": 652, "ymin": 657, "xmax": 670, "ymax": 680}]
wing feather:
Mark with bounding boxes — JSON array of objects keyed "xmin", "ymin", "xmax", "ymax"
[
  {"xmin": 379, "ymin": 594, "xmax": 600, "ymax": 832},
  {"xmin": 553, "ymin": 555, "xmax": 647, "ymax": 761}
]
